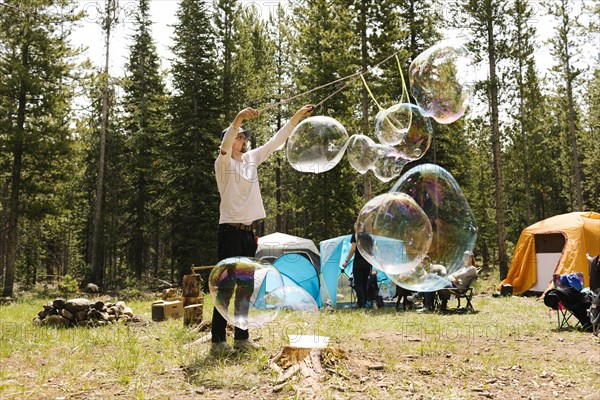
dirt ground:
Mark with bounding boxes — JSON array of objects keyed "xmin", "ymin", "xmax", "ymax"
[
  {"xmin": 2, "ymin": 296, "xmax": 600, "ymax": 399},
  {"xmin": 175, "ymin": 329, "xmax": 600, "ymax": 400}
]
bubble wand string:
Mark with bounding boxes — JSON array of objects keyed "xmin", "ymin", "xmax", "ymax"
[
  {"xmin": 358, "ymin": 54, "xmax": 414, "ymax": 137},
  {"xmin": 396, "ymin": 54, "xmax": 411, "ymax": 105},
  {"xmin": 257, "ymin": 51, "xmax": 400, "ymax": 113},
  {"xmin": 313, "ymin": 79, "xmax": 359, "ymax": 109},
  {"xmin": 396, "ymin": 54, "xmax": 413, "ymax": 129}
]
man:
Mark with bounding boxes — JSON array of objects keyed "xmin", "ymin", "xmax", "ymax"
[
  {"xmin": 407, "ymin": 255, "xmax": 447, "ymax": 312},
  {"xmin": 587, "ymin": 252, "xmax": 600, "ymax": 293},
  {"xmin": 342, "ymin": 224, "xmax": 373, "ymax": 308},
  {"xmin": 212, "ymin": 104, "xmax": 314, "ymax": 354}
]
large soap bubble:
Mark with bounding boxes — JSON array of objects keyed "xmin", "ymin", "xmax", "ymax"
[
  {"xmin": 370, "ymin": 144, "xmax": 407, "ymax": 183},
  {"xmin": 375, "ymin": 103, "xmax": 432, "ymax": 161},
  {"xmin": 356, "ymin": 192, "xmax": 433, "ymax": 275},
  {"xmin": 389, "ymin": 163, "xmax": 477, "ymax": 291},
  {"xmin": 287, "ymin": 116, "xmax": 349, "ymax": 173},
  {"xmin": 270, "ymin": 285, "xmax": 319, "ymax": 337},
  {"xmin": 346, "ymin": 134, "xmax": 376, "ymax": 174},
  {"xmin": 346, "ymin": 134, "xmax": 407, "ymax": 182},
  {"xmin": 388, "ymin": 258, "xmax": 452, "ymax": 293},
  {"xmin": 409, "ymin": 40, "xmax": 474, "ymax": 124},
  {"xmin": 374, "ymin": 103, "xmax": 412, "ymax": 145},
  {"xmin": 209, "ymin": 257, "xmax": 284, "ymax": 330}
]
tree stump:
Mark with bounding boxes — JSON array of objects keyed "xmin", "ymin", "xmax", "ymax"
[
  {"xmin": 268, "ymin": 346, "xmax": 346, "ymax": 390},
  {"xmin": 182, "ymin": 274, "xmax": 202, "ymax": 298},
  {"xmin": 184, "ymin": 303, "xmax": 203, "ymax": 326}
]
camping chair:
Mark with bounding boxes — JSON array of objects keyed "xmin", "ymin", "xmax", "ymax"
[
  {"xmin": 436, "ymin": 272, "xmax": 478, "ymax": 313},
  {"xmin": 348, "ymin": 276, "xmax": 357, "ymax": 306},
  {"xmin": 551, "ymin": 272, "xmax": 584, "ymax": 330},
  {"xmin": 435, "ymin": 287, "xmax": 475, "ymax": 313}
]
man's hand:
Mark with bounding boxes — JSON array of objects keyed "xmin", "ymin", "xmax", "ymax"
[
  {"xmin": 237, "ymin": 107, "xmax": 259, "ymax": 121},
  {"xmin": 291, "ymin": 104, "xmax": 315, "ymax": 125}
]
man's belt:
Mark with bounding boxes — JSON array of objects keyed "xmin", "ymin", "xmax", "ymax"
[{"xmin": 226, "ymin": 223, "xmax": 253, "ymax": 232}]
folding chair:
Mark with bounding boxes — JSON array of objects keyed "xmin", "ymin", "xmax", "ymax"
[
  {"xmin": 436, "ymin": 287, "xmax": 475, "ymax": 313},
  {"xmin": 550, "ymin": 272, "xmax": 584, "ymax": 330},
  {"xmin": 556, "ymin": 300, "xmax": 580, "ymax": 330}
]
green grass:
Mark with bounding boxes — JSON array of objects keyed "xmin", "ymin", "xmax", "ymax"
[{"xmin": 0, "ymin": 277, "xmax": 599, "ymax": 399}]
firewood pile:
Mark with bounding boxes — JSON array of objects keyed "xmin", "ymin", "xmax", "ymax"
[{"xmin": 33, "ymin": 298, "xmax": 140, "ymax": 327}]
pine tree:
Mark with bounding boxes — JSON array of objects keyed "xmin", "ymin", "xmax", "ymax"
[
  {"xmin": 121, "ymin": 0, "xmax": 169, "ymax": 280},
  {"xmin": 583, "ymin": 69, "xmax": 600, "ymax": 209},
  {"xmin": 264, "ymin": 5, "xmax": 296, "ymax": 233},
  {"xmin": 89, "ymin": 0, "xmax": 119, "ymax": 286},
  {"xmin": 0, "ymin": 0, "xmax": 82, "ymax": 296},
  {"xmin": 214, "ymin": 0, "xmax": 238, "ymax": 121},
  {"xmin": 546, "ymin": 0, "xmax": 585, "ymax": 211},
  {"xmin": 290, "ymin": 0, "xmax": 363, "ymax": 241},
  {"xmin": 454, "ymin": 0, "xmax": 510, "ymax": 278},
  {"xmin": 167, "ymin": 0, "xmax": 221, "ymax": 279},
  {"xmin": 504, "ymin": 0, "xmax": 539, "ymax": 226},
  {"xmin": 230, "ymin": 6, "xmax": 289, "ymax": 236}
]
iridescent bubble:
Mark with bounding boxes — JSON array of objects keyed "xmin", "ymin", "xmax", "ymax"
[
  {"xmin": 346, "ymin": 134, "xmax": 376, "ymax": 174},
  {"xmin": 374, "ymin": 104, "xmax": 412, "ymax": 146},
  {"xmin": 209, "ymin": 257, "xmax": 284, "ymax": 330},
  {"xmin": 409, "ymin": 40, "xmax": 474, "ymax": 124},
  {"xmin": 346, "ymin": 135, "xmax": 407, "ymax": 182},
  {"xmin": 375, "ymin": 103, "xmax": 432, "ymax": 161},
  {"xmin": 389, "ymin": 163, "xmax": 477, "ymax": 291},
  {"xmin": 394, "ymin": 104, "xmax": 432, "ymax": 160},
  {"xmin": 270, "ymin": 285, "xmax": 319, "ymax": 336},
  {"xmin": 370, "ymin": 144, "xmax": 407, "ymax": 183},
  {"xmin": 287, "ymin": 116, "xmax": 349, "ymax": 173},
  {"xmin": 356, "ymin": 193, "xmax": 433, "ymax": 275},
  {"xmin": 336, "ymin": 272, "xmax": 353, "ymax": 304}
]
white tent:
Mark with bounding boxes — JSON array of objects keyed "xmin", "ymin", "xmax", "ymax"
[{"xmin": 256, "ymin": 232, "xmax": 320, "ymax": 268}]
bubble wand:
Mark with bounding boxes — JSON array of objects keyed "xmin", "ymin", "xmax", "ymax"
[
  {"xmin": 256, "ymin": 52, "xmax": 401, "ymax": 114},
  {"xmin": 359, "ymin": 54, "xmax": 413, "ymax": 136}
]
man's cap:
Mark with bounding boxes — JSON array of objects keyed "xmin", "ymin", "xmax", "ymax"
[
  {"xmin": 463, "ymin": 250, "xmax": 474, "ymax": 256},
  {"xmin": 220, "ymin": 128, "xmax": 252, "ymax": 141}
]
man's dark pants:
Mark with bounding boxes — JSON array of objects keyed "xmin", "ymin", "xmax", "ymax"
[
  {"xmin": 211, "ymin": 224, "xmax": 256, "ymax": 343},
  {"xmin": 353, "ymin": 264, "xmax": 371, "ymax": 308}
]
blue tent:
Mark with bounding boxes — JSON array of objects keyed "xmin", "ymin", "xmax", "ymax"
[
  {"xmin": 273, "ymin": 253, "xmax": 322, "ymax": 307},
  {"xmin": 255, "ymin": 233, "xmax": 395, "ymax": 309},
  {"xmin": 319, "ymin": 235, "xmax": 394, "ymax": 307}
]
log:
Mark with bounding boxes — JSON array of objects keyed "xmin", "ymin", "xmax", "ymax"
[
  {"xmin": 184, "ymin": 303, "xmax": 203, "ymax": 326},
  {"xmin": 183, "ymin": 296, "xmax": 202, "ymax": 307},
  {"xmin": 182, "ymin": 274, "xmax": 202, "ymax": 298}
]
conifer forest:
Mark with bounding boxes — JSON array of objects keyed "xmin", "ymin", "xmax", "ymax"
[{"xmin": 0, "ymin": 0, "xmax": 598, "ymax": 297}]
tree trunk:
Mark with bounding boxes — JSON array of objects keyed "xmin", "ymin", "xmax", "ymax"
[
  {"xmin": 486, "ymin": 3, "xmax": 508, "ymax": 279},
  {"xmin": 152, "ymin": 213, "xmax": 159, "ymax": 278},
  {"xmin": 91, "ymin": 0, "xmax": 115, "ymax": 286},
  {"xmin": 222, "ymin": 10, "xmax": 232, "ymax": 120},
  {"xmin": 0, "ymin": 180, "xmax": 9, "ymax": 284},
  {"xmin": 516, "ymin": 38, "xmax": 531, "ymax": 225},
  {"xmin": 134, "ymin": 155, "xmax": 146, "ymax": 279},
  {"xmin": 323, "ymin": 174, "xmax": 329, "ymax": 238},
  {"xmin": 2, "ymin": 42, "xmax": 29, "ymax": 298},
  {"xmin": 275, "ymin": 60, "xmax": 283, "ymax": 231},
  {"xmin": 562, "ymin": 6, "xmax": 583, "ymax": 210},
  {"xmin": 134, "ymin": 31, "xmax": 148, "ymax": 280},
  {"xmin": 359, "ymin": 0, "xmax": 372, "ymax": 202}
]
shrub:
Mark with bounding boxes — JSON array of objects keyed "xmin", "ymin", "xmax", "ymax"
[{"xmin": 58, "ymin": 274, "xmax": 79, "ymax": 297}]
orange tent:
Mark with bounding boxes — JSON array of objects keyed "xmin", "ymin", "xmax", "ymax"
[{"xmin": 502, "ymin": 211, "xmax": 600, "ymax": 294}]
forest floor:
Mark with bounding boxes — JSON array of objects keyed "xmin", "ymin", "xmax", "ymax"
[{"xmin": 1, "ymin": 273, "xmax": 599, "ymax": 400}]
